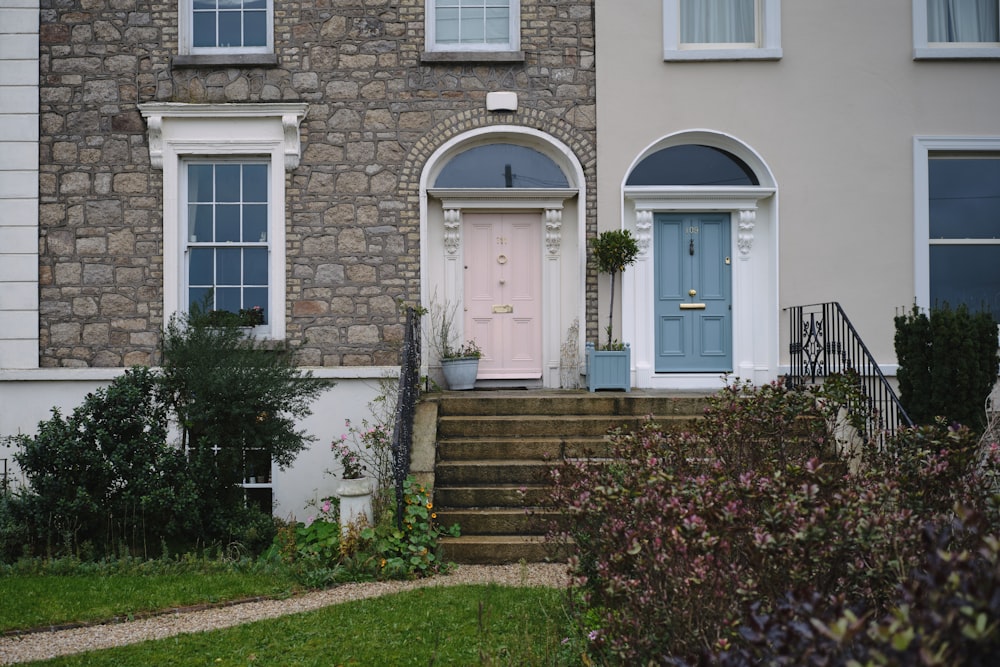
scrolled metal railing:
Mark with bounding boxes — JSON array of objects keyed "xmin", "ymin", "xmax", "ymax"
[
  {"xmin": 390, "ymin": 305, "xmax": 422, "ymax": 529},
  {"xmin": 786, "ymin": 302, "xmax": 913, "ymax": 440}
]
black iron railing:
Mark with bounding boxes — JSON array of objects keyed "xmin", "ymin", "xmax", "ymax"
[
  {"xmin": 786, "ymin": 302, "xmax": 913, "ymax": 440},
  {"xmin": 391, "ymin": 306, "xmax": 422, "ymax": 529},
  {"xmin": 1, "ymin": 458, "xmax": 7, "ymax": 496}
]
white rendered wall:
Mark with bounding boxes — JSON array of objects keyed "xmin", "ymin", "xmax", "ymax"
[
  {"xmin": 0, "ymin": 369, "xmax": 394, "ymax": 522},
  {"xmin": 0, "ymin": 0, "xmax": 40, "ymax": 369},
  {"xmin": 595, "ymin": 0, "xmax": 1000, "ymax": 370}
]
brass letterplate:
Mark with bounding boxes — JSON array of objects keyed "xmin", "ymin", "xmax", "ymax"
[
  {"xmin": 492, "ymin": 304, "xmax": 513, "ymax": 314},
  {"xmin": 679, "ymin": 303, "xmax": 707, "ymax": 310}
]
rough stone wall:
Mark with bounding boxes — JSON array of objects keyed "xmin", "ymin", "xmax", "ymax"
[{"xmin": 37, "ymin": 0, "xmax": 597, "ymax": 368}]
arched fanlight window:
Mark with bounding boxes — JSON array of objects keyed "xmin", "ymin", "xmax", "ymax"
[
  {"xmin": 434, "ymin": 143, "xmax": 570, "ymax": 188},
  {"xmin": 626, "ymin": 144, "xmax": 759, "ymax": 186}
]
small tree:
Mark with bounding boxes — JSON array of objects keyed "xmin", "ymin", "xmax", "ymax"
[
  {"xmin": 592, "ymin": 229, "xmax": 639, "ymax": 349},
  {"xmin": 159, "ymin": 308, "xmax": 332, "ymax": 538},
  {"xmin": 895, "ymin": 303, "xmax": 999, "ymax": 432}
]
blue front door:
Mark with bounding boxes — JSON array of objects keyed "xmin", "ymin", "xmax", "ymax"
[{"xmin": 654, "ymin": 213, "xmax": 733, "ymax": 372}]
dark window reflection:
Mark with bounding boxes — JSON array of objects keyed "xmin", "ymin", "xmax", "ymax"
[
  {"xmin": 435, "ymin": 144, "xmax": 569, "ymax": 188},
  {"xmin": 930, "ymin": 245, "xmax": 1000, "ymax": 315},
  {"xmin": 929, "ymin": 157, "xmax": 1000, "ymax": 239},
  {"xmin": 626, "ymin": 145, "xmax": 759, "ymax": 186}
]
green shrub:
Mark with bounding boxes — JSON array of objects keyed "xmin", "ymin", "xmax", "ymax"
[
  {"xmin": 7, "ymin": 368, "xmax": 193, "ymax": 559},
  {"xmin": 549, "ymin": 378, "xmax": 1000, "ymax": 664},
  {"xmin": 895, "ymin": 304, "xmax": 999, "ymax": 432},
  {"xmin": 158, "ymin": 308, "xmax": 332, "ymax": 546}
]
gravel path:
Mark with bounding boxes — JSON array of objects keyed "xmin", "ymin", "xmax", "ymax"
[{"xmin": 0, "ymin": 563, "xmax": 569, "ymax": 665}]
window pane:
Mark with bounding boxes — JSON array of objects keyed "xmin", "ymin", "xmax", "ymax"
[
  {"xmin": 189, "ymin": 204, "xmax": 214, "ymax": 242},
  {"xmin": 927, "ymin": 0, "xmax": 999, "ymax": 42},
  {"xmin": 244, "ymin": 247, "xmax": 268, "ymax": 285},
  {"xmin": 435, "ymin": 143, "xmax": 569, "ymax": 188},
  {"xmin": 244, "ymin": 10, "xmax": 266, "ymax": 46},
  {"xmin": 244, "ymin": 287, "xmax": 268, "ymax": 314},
  {"xmin": 188, "ymin": 164, "xmax": 214, "ymax": 202},
  {"xmin": 218, "ymin": 11, "xmax": 242, "ymax": 47},
  {"xmin": 244, "ymin": 0, "xmax": 266, "ymax": 8},
  {"xmin": 216, "ymin": 204, "xmax": 241, "ymax": 242},
  {"xmin": 627, "ymin": 145, "xmax": 759, "ymax": 186},
  {"xmin": 243, "ymin": 164, "xmax": 267, "ymax": 202},
  {"xmin": 216, "ymin": 164, "xmax": 241, "ymax": 201},
  {"xmin": 930, "ymin": 245, "xmax": 1000, "ymax": 314},
  {"xmin": 189, "ymin": 248, "xmax": 214, "ymax": 285},
  {"xmin": 193, "ymin": 0, "xmax": 217, "ymax": 8},
  {"xmin": 217, "ymin": 248, "xmax": 242, "ymax": 285},
  {"xmin": 485, "ymin": 8, "xmax": 510, "ymax": 42},
  {"xmin": 189, "ymin": 287, "xmax": 212, "ymax": 311},
  {"xmin": 243, "ymin": 204, "xmax": 267, "ymax": 242},
  {"xmin": 216, "ymin": 287, "xmax": 241, "ymax": 313},
  {"xmin": 436, "ymin": 8, "xmax": 460, "ymax": 42},
  {"xmin": 929, "ymin": 158, "xmax": 1000, "ymax": 239},
  {"xmin": 193, "ymin": 12, "xmax": 217, "ymax": 47},
  {"xmin": 460, "ymin": 8, "xmax": 486, "ymax": 43},
  {"xmin": 681, "ymin": 0, "xmax": 756, "ymax": 44}
]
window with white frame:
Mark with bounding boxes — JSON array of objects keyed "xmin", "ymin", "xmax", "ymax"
[
  {"xmin": 137, "ymin": 102, "xmax": 308, "ymax": 341},
  {"xmin": 426, "ymin": 0, "xmax": 520, "ymax": 53},
  {"xmin": 180, "ymin": 0, "xmax": 273, "ymax": 55},
  {"xmin": 663, "ymin": 0, "xmax": 781, "ymax": 60},
  {"xmin": 915, "ymin": 137, "xmax": 1000, "ymax": 316},
  {"xmin": 184, "ymin": 161, "xmax": 270, "ymax": 328},
  {"xmin": 914, "ymin": 0, "xmax": 1000, "ymax": 58}
]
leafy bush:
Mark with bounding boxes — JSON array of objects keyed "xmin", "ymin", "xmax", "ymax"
[
  {"xmin": 895, "ymin": 304, "xmax": 999, "ymax": 432},
  {"xmin": 158, "ymin": 309, "xmax": 331, "ymax": 547},
  {"xmin": 549, "ymin": 377, "xmax": 1000, "ymax": 664},
  {"xmin": 268, "ymin": 476, "xmax": 460, "ymax": 585},
  {"xmin": 5, "ymin": 368, "xmax": 194, "ymax": 559},
  {"xmin": 714, "ymin": 511, "xmax": 1000, "ymax": 666}
]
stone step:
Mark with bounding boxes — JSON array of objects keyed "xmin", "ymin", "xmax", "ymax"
[
  {"xmin": 437, "ymin": 414, "xmax": 673, "ymax": 438},
  {"xmin": 439, "ymin": 535, "xmax": 565, "ymax": 565},
  {"xmin": 435, "ymin": 459, "xmax": 554, "ymax": 486},
  {"xmin": 434, "ymin": 484, "xmax": 552, "ymax": 508},
  {"xmin": 437, "ymin": 392, "xmax": 711, "ymax": 418},
  {"xmin": 436, "ymin": 436, "xmax": 612, "ymax": 461},
  {"xmin": 434, "ymin": 508, "xmax": 561, "ymax": 536}
]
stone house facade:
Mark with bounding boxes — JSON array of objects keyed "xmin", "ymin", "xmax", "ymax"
[{"xmin": 0, "ymin": 0, "xmax": 596, "ymax": 515}]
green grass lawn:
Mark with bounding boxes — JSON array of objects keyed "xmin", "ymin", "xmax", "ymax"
[
  {"xmin": 0, "ymin": 568, "xmax": 300, "ymax": 632},
  {"xmin": 20, "ymin": 584, "xmax": 573, "ymax": 666}
]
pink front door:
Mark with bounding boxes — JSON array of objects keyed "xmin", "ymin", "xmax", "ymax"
[{"xmin": 464, "ymin": 212, "xmax": 542, "ymax": 379}]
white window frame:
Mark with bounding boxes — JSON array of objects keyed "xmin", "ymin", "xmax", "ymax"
[
  {"xmin": 913, "ymin": 0, "xmax": 1000, "ymax": 59},
  {"xmin": 182, "ymin": 158, "xmax": 272, "ymax": 336},
  {"xmin": 425, "ymin": 0, "xmax": 521, "ymax": 54},
  {"xmin": 663, "ymin": 0, "xmax": 781, "ymax": 61},
  {"xmin": 179, "ymin": 0, "xmax": 274, "ymax": 56},
  {"xmin": 913, "ymin": 136, "xmax": 1000, "ymax": 311},
  {"xmin": 138, "ymin": 103, "xmax": 308, "ymax": 341}
]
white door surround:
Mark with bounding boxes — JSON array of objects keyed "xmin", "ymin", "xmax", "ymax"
[
  {"xmin": 421, "ymin": 127, "xmax": 586, "ymax": 389},
  {"xmin": 621, "ymin": 131, "xmax": 778, "ymax": 390}
]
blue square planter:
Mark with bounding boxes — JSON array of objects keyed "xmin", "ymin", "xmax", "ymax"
[{"xmin": 586, "ymin": 342, "xmax": 631, "ymax": 392}]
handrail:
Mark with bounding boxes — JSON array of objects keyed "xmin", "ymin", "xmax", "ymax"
[
  {"xmin": 786, "ymin": 302, "xmax": 913, "ymax": 440},
  {"xmin": 391, "ymin": 306, "xmax": 422, "ymax": 529}
]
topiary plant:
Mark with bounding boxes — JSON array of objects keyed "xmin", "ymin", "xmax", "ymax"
[{"xmin": 592, "ymin": 229, "xmax": 639, "ymax": 349}]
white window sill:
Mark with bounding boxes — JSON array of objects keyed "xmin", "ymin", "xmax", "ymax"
[
  {"xmin": 172, "ymin": 54, "xmax": 279, "ymax": 68},
  {"xmin": 913, "ymin": 46, "xmax": 1000, "ymax": 60},
  {"xmin": 421, "ymin": 50, "xmax": 525, "ymax": 63},
  {"xmin": 664, "ymin": 48, "xmax": 782, "ymax": 62}
]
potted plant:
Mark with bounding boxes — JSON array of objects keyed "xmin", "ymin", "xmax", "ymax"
[
  {"xmin": 441, "ymin": 339, "xmax": 482, "ymax": 390},
  {"xmin": 333, "ymin": 440, "xmax": 373, "ymax": 532},
  {"xmin": 587, "ymin": 229, "xmax": 639, "ymax": 392},
  {"xmin": 429, "ymin": 297, "xmax": 483, "ymax": 390}
]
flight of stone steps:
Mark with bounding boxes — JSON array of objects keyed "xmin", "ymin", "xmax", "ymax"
[{"xmin": 426, "ymin": 390, "xmax": 710, "ymax": 564}]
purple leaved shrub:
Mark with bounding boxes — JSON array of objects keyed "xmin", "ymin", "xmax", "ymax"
[{"xmin": 548, "ymin": 377, "xmax": 999, "ymax": 665}]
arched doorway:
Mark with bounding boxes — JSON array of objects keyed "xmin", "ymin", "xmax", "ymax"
[
  {"xmin": 421, "ymin": 127, "xmax": 586, "ymax": 388},
  {"xmin": 621, "ymin": 131, "xmax": 778, "ymax": 389}
]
